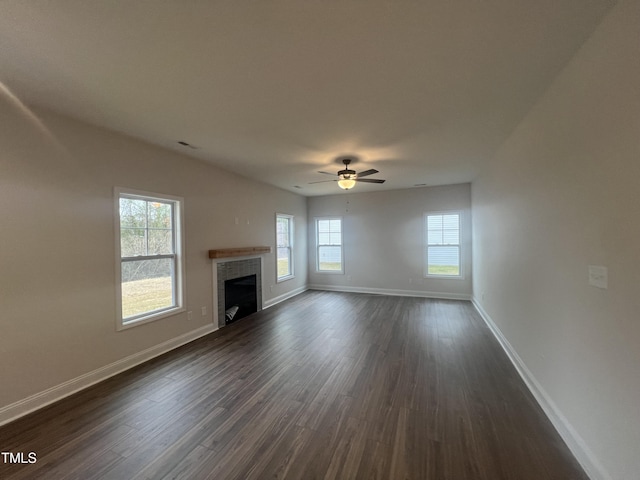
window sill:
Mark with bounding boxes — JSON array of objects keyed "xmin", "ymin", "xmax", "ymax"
[
  {"xmin": 424, "ymin": 274, "xmax": 465, "ymax": 280},
  {"xmin": 277, "ymin": 274, "xmax": 295, "ymax": 283},
  {"xmin": 117, "ymin": 307, "xmax": 185, "ymax": 331}
]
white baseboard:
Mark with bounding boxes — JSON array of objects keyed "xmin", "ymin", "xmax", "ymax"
[
  {"xmin": 0, "ymin": 324, "xmax": 218, "ymax": 427},
  {"xmin": 471, "ymin": 297, "xmax": 611, "ymax": 480},
  {"xmin": 309, "ymin": 284, "xmax": 471, "ymax": 301},
  {"xmin": 263, "ymin": 285, "xmax": 308, "ymax": 309}
]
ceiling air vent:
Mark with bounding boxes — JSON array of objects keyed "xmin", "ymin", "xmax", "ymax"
[{"xmin": 177, "ymin": 141, "xmax": 198, "ymax": 149}]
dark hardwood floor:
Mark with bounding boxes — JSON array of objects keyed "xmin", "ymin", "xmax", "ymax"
[{"xmin": 0, "ymin": 291, "xmax": 587, "ymax": 479}]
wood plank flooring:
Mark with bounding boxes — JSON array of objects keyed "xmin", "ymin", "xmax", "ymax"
[{"xmin": 0, "ymin": 291, "xmax": 588, "ymax": 479}]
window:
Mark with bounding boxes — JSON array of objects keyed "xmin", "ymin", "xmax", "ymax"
[
  {"xmin": 115, "ymin": 188, "xmax": 184, "ymax": 329},
  {"xmin": 425, "ymin": 212, "xmax": 461, "ymax": 277},
  {"xmin": 276, "ymin": 214, "xmax": 294, "ymax": 281},
  {"xmin": 316, "ymin": 217, "xmax": 343, "ymax": 273}
]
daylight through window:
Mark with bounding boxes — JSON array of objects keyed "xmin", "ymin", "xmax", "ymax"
[
  {"xmin": 116, "ymin": 189, "xmax": 184, "ymax": 327},
  {"xmin": 276, "ymin": 214, "xmax": 294, "ymax": 281},
  {"xmin": 316, "ymin": 217, "xmax": 343, "ymax": 273},
  {"xmin": 425, "ymin": 212, "xmax": 461, "ymax": 277}
]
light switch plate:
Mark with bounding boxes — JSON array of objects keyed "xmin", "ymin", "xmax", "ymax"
[{"xmin": 588, "ymin": 265, "xmax": 608, "ymax": 289}]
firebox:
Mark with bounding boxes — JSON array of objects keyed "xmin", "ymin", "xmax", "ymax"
[{"xmin": 224, "ymin": 274, "xmax": 257, "ymax": 324}]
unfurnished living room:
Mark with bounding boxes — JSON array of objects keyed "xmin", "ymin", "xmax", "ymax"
[{"xmin": 1, "ymin": 1, "xmax": 638, "ymax": 479}]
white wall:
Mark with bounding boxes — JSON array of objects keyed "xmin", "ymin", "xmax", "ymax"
[
  {"xmin": 0, "ymin": 100, "xmax": 307, "ymax": 420},
  {"xmin": 308, "ymin": 184, "xmax": 472, "ymax": 299},
  {"xmin": 472, "ymin": 1, "xmax": 640, "ymax": 478}
]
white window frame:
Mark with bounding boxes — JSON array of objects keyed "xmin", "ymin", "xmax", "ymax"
[
  {"xmin": 114, "ymin": 187, "xmax": 185, "ymax": 330},
  {"xmin": 424, "ymin": 211, "xmax": 463, "ymax": 279},
  {"xmin": 316, "ymin": 216, "xmax": 344, "ymax": 274},
  {"xmin": 276, "ymin": 213, "xmax": 295, "ymax": 282}
]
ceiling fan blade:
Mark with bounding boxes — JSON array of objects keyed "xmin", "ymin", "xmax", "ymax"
[
  {"xmin": 308, "ymin": 179, "xmax": 338, "ymax": 184},
  {"xmin": 356, "ymin": 169, "xmax": 378, "ymax": 178},
  {"xmin": 356, "ymin": 178, "xmax": 386, "ymax": 184},
  {"xmin": 317, "ymin": 171, "xmax": 337, "ymax": 176}
]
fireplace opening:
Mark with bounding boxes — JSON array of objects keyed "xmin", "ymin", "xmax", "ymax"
[{"xmin": 224, "ymin": 274, "xmax": 257, "ymax": 324}]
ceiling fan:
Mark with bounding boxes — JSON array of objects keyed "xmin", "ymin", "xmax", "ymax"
[{"xmin": 309, "ymin": 158, "xmax": 386, "ymax": 190}]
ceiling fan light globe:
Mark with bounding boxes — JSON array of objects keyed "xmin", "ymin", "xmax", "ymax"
[{"xmin": 337, "ymin": 178, "xmax": 356, "ymax": 190}]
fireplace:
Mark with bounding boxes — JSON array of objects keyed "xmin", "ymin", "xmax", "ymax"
[
  {"xmin": 224, "ymin": 274, "xmax": 257, "ymax": 324},
  {"xmin": 214, "ymin": 256, "xmax": 263, "ymax": 328}
]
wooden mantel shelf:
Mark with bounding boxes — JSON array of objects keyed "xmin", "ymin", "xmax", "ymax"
[{"xmin": 208, "ymin": 246, "xmax": 271, "ymax": 259}]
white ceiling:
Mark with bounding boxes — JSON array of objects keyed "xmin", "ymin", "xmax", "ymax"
[{"xmin": 0, "ymin": 0, "xmax": 615, "ymax": 196}]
